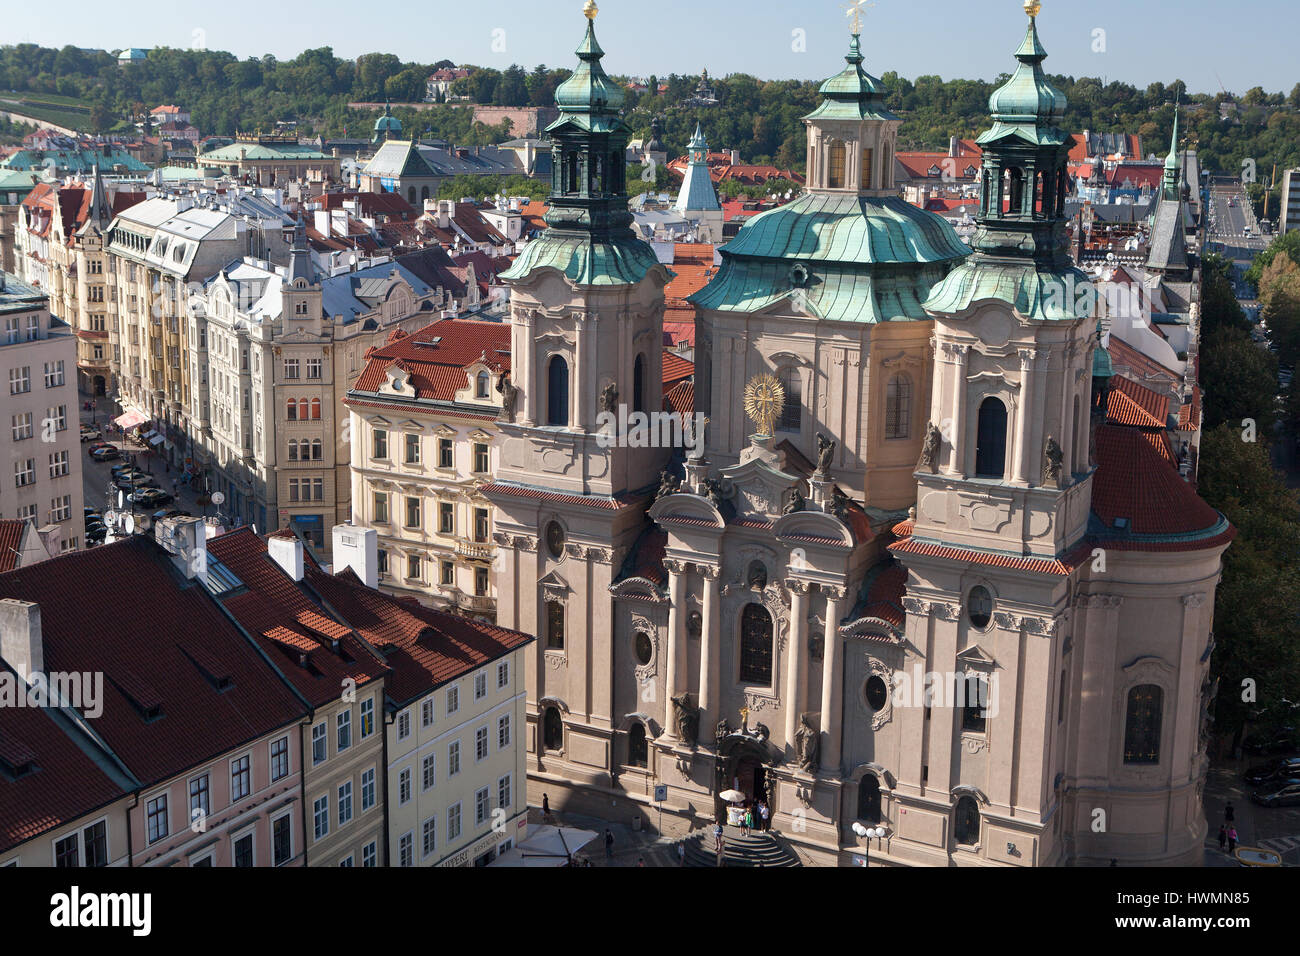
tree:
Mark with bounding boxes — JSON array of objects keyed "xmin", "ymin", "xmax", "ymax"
[
  {"xmin": 1200, "ymin": 326, "xmax": 1278, "ymax": 432},
  {"xmin": 1201, "ymin": 253, "xmax": 1250, "ymax": 336},
  {"xmin": 1259, "ymin": 251, "xmax": 1300, "ymax": 367},
  {"xmin": 1245, "ymin": 231, "xmax": 1300, "ymax": 291}
]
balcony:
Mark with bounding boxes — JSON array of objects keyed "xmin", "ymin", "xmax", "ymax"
[
  {"xmin": 455, "ymin": 592, "xmax": 496, "ymax": 614},
  {"xmin": 456, "ymin": 538, "xmax": 492, "ymax": 560}
]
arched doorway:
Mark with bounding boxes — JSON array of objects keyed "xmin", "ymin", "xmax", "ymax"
[
  {"xmin": 734, "ymin": 754, "xmax": 766, "ymax": 806},
  {"xmin": 715, "ymin": 736, "xmax": 774, "ymax": 826},
  {"xmin": 93, "ymin": 376, "xmax": 106, "ymax": 396}
]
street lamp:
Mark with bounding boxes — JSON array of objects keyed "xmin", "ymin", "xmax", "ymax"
[{"xmin": 851, "ymin": 822, "xmax": 887, "ymax": 867}]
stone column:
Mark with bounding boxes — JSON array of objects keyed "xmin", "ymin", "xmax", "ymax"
[
  {"xmin": 784, "ymin": 579, "xmax": 811, "ymax": 747},
  {"xmin": 574, "ymin": 312, "xmax": 587, "ymax": 428},
  {"xmin": 662, "ymin": 559, "xmax": 687, "ymax": 741},
  {"xmin": 819, "ymin": 587, "xmax": 846, "ymax": 773},
  {"xmin": 698, "ymin": 564, "xmax": 721, "ymax": 734},
  {"xmin": 947, "ymin": 343, "xmax": 968, "ymax": 475},
  {"xmin": 1014, "ymin": 348, "xmax": 1035, "ymax": 484}
]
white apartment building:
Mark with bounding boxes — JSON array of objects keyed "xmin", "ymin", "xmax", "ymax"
[{"xmin": 0, "ymin": 273, "xmax": 84, "ymax": 552}]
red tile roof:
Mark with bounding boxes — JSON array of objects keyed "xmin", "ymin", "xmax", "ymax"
[
  {"xmin": 1091, "ymin": 424, "xmax": 1223, "ymax": 539},
  {"xmin": 304, "ymin": 566, "xmax": 532, "ymax": 707},
  {"xmin": 890, "ymin": 537, "xmax": 1086, "ymax": 575},
  {"xmin": 663, "ymin": 242, "xmax": 716, "ymax": 327},
  {"xmin": 1105, "ymin": 375, "xmax": 1169, "ymax": 429},
  {"xmin": 0, "ymin": 521, "xmax": 26, "ymax": 574},
  {"xmin": 0, "ymin": 537, "xmax": 305, "ymax": 788},
  {"xmin": 1107, "ymin": 335, "xmax": 1180, "ymax": 385},
  {"xmin": 664, "ymin": 380, "xmax": 694, "ymax": 417},
  {"xmin": 205, "ymin": 529, "xmax": 388, "ymax": 708},
  {"xmin": 858, "ymin": 561, "xmax": 907, "ymax": 627},
  {"xmin": 350, "ymin": 317, "xmax": 511, "ymax": 406},
  {"xmin": 662, "ymin": 351, "xmax": 694, "ymax": 389}
]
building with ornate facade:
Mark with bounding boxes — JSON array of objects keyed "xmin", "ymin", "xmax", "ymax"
[{"xmin": 487, "ymin": 4, "xmax": 1230, "ymax": 867}]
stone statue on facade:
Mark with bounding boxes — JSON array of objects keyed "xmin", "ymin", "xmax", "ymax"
[
  {"xmin": 829, "ymin": 487, "xmax": 852, "ymax": 521},
  {"xmin": 783, "ymin": 485, "xmax": 805, "ymax": 515},
  {"xmin": 701, "ymin": 477, "xmax": 725, "ymax": 512},
  {"xmin": 794, "ymin": 713, "xmax": 820, "ymax": 773},
  {"xmin": 753, "ymin": 722, "xmax": 770, "ymax": 745},
  {"xmin": 599, "ymin": 381, "xmax": 619, "ymax": 414},
  {"xmin": 1042, "ymin": 435, "xmax": 1064, "ymax": 488},
  {"xmin": 687, "ymin": 610, "xmax": 703, "ymax": 638},
  {"xmin": 654, "ymin": 470, "xmax": 680, "ymax": 502},
  {"xmin": 814, "ymin": 432, "xmax": 836, "ymax": 478},
  {"xmin": 747, "ymin": 561, "xmax": 767, "ymax": 591},
  {"xmin": 715, "ymin": 718, "xmax": 733, "ymax": 744},
  {"xmin": 671, "ymin": 693, "xmax": 699, "ymax": 748},
  {"xmin": 918, "ymin": 421, "xmax": 942, "ymax": 473},
  {"xmin": 496, "ymin": 371, "xmax": 518, "ymax": 422}
]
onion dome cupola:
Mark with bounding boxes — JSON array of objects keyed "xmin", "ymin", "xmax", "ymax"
[
  {"xmin": 372, "ymin": 100, "xmax": 402, "ymax": 144},
  {"xmin": 923, "ymin": 0, "xmax": 1092, "ymax": 321},
  {"xmin": 689, "ymin": 29, "xmax": 969, "ymax": 324},
  {"xmin": 499, "ymin": 0, "xmax": 662, "ymax": 286}
]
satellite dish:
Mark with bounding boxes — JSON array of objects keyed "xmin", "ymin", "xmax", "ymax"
[
  {"xmin": 211, "ymin": 491, "xmax": 226, "ymax": 505},
  {"xmin": 123, "ymin": 514, "xmax": 135, "ymax": 536},
  {"xmin": 105, "ymin": 510, "xmax": 118, "ymax": 528}
]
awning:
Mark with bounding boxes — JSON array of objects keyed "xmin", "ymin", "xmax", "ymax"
[
  {"xmin": 114, "ymin": 410, "xmax": 148, "ymax": 429},
  {"xmin": 489, "ymin": 826, "xmax": 598, "ymax": 867},
  {"xmin": 141, "ymin": 429, "xmax": 158, "ymax": 440},
  {"xmin": 148, "ymin": 433, "xmax": 165, "ymax": 446}
]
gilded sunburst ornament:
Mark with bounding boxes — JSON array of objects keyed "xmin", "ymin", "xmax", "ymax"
[{"xmin": 743, "ymin": 373, "xmax": 785, "ymax": 438}]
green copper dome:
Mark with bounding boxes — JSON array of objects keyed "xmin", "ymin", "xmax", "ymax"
[
  {"xmin": 804, "ymin": 33, "xmax": 896, "ymax": 123},
  {"xmin": 552, "ymin": 20, "xmax": 625, "ymax": 124},
  {"xmin": 986, "ymin": 17, "xmax": 1067, "ymax": 127}
]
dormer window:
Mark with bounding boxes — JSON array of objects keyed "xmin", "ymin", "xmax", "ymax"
[{"xmin": 475, "ymin": 371, "xmax": 490, "ymax": 399}]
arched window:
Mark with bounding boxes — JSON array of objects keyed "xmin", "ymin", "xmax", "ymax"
[
  {"xmin": 1007, "ymin": 167, "xmax": 1024, "ymax": 215},
  {"xmin": 962, "ymin": 674, "xmax": 989, "ymax": 733},
  {"xmin": 546, "ymin": 600, "xmax": 565, "ymax": 650},
  {"xmin": 880, "ymin": 143, "xmax": 892, "ymax": 188},
  {"xmin": 310, "ymin": 397, "xmax": 321, "ymax": 420},
  {"xmin": 953, "ymin": 796, "xmax": 980, "ymax": 846},
  {"xmin": 885, "ymin": 373, "xmax": 912, "ymax": 439},
  {"xmin": 287, "ymin": 398, "xmax": 298, "ymax": 421},
  {"xmin": 1123, "ymin": 684, "xmax": 1163, "ymax": 765},
  {"xmin": 739, "ymin": 604, "xmax": 774, "ymax": 685},
  {"xmin": 627, "ymin": 722, "xmax": 648, "ymax": 768},
  {"xmin": 857, "ymin": 775, "xmax": 882, "ymax": 824},
  {"xmin": 546, "ymin": 356, "xmax": 569, "ymax": 427},
  {"xmin": 475, "ymin": 371, "xmax": 490, "ymax": 399},
  {"xmin": 542, "ymin": 706, "xmax": 563, "ymax": 751},
  {"xmin": 311, "ymin": 438, "xmax": 322, "ymax": 461},
  {"xmin": 287, "ymin": 439, "xmax": 299, "ymax": 461},
  {"xmin": 981, "ymin": 169, "xmax": 991, "ymax": 215},
  {"xmin": 777, "ymin": 368, "xmax": 801, "ymax": 432},
  {"xmin": 420, "ymin": 186, "xmax": 429, "ymax": 202},
  {"xmin": 975, "ymin": 397, "xmax": 1007, "ymax": 479},
  {"xmin": 297, "ymin": 398, "xmax": 309, "ymax": 421},
  {"xmin": 407, "ymin": 187, "xmax": 416, "ymax": 205},
  {"xmin": 827, "ymin": 140, "xmax": 846, "ymax": 189},
  {"xmin": 1056, "ymin": 167, "xmax": 1068, "ymax": 216},
  {"xmin": 1072, "ymin": 394, "xmax": 1081, "ymax": 473},
  {"xmin": 633, "ymin": 353, "xmax": 645, "ymax": 413},
  {"xmin": 565, "ymin": 154, "xmax": 579, "ymax": 193},
  {"xmin": 860, "ymin": 146, "xmax": 874, "ymax": 189}
]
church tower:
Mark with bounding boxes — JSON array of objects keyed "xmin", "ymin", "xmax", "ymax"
[
  {"xmin": 672, "ymin": 123, "xmax": 723, "ymax": 242},
  {"xmin": 486, "ymin": 1, "xmax": 675, "ymax": 810}
]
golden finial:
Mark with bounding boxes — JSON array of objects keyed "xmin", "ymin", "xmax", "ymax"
[
  {"xmin": 584, "ymin": 0, "xmax": 598, "ymax": 19},
  {"xmin": 1024, "ymin": 0, "xmax": 1042, "ymax": 17},
  {"xmin": 743, "ymin": 373, "xmax": 786, "ymax": 439},
  {"xmin": 845, "ymin": 0, "xmax": 873, "ymax": 35}
]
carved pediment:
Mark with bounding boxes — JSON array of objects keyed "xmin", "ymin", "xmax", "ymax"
[
  {"xmin": 365, "ymin": 415, "xmax": 391, "ymax": 427},
  {"xmin": 773, "ymin": 509, "xmax": 854, "ymax": 548},
  {"xmin": 955, "ymin": 644, "xmax": 996, "ymax": 672},
  {"xmin": 719, "ymin": 457, "xmax": 800, "ymax": 522},
  {"xmin": 648, "ymin": 491, "xmax": 724, "ymax": 528},
  {"xmin": 538, "ymin": 570, "xmax": 571, "ymax": 602}
]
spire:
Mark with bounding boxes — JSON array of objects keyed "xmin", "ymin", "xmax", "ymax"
[
  {"xmin": 553, "ymin": 3, "xmax": 624, "ymax": 117},
  {"xmin": 87, "ymin": 162, "xmax": 112, "ymax": 228},
  {"xmin": 1162, "ymin": 97, "xmax": 1181, "ymax": 201},
  {"xmin": 804, "ymin": 31, "xmax": 895, "ymax": 122},
  {"xmin": 287, "ymin": 212, "xmax": 316, "ymax": 286},
  {"xmin": 675, "ymin": 123, "xmax": 721, "ymax": 215}
]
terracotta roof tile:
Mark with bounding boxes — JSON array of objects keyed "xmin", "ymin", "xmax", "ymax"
[
  {"xmin": 662, "ymin": 351, "xmax": 694, "ymax": 388},
  {"xmin": 0, "ymin": 521, "xmax": 26, "ymax": 573},
  {"xmin": 351, "ymin": 317, "xmax": 511, "ymax": 405},
  {"xmin": 664, "ymin": 380, "xmax": 694, "ymax": 418},
  {"xmin": 1091, "ymin": 424, "xmax": 1222, "ymax": 539}
]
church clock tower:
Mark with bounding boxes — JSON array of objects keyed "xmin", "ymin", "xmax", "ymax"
[{"xmin": 485, "ymin": 1, "xmax": 675, "ymax": 804}]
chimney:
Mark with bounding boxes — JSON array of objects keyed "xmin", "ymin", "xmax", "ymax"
[
  {"xmin": 437, "ymin": 200, "xmax": 453, "ymax": 229},
  {"xmin": 949, "ymin": 136, "xmax": 958, "ymax": 158},
  {"xmin": 154, "ymin": 515, "xmax": 207, "ymax": 579},
  {"xmin": 0, "ymin": 598, "xmax": 43, "ymax": 684},
  {"xmin": 332, "ymin": 524, "xmax": 378, "ymax": 588},
  {"xmin": 268, "ymin": 533, "xmax": 305, "ymax": 582},
  {"xmin": 730, "ymin": 149, "xmax": 739, "ymax": 165}
]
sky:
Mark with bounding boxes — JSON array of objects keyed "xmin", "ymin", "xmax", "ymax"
[{"xmin": 5, "ymin": 0, "xmax": 1294, "ymax": 94}]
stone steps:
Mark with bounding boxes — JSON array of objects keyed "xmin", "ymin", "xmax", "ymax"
[{"xmin": 681, "ymin": 828, "xmax": 801, "ymax": 867}]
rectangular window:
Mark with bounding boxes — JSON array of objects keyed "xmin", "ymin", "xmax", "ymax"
[
  {"xmin": 399, "ymin": 833, "xmax": 413, "ymax": 867},
  {"xmin": 447, "ymin": 684, "xmax": 459, "ymax": 715},
  {"xmin": 861, "ymin": 146, "xmax": 874, "ymax": 190},
  {"xmin": 48, "ymin": 451, "xmax": 69, "ymax": 479},
  {"xmin": 272, "ymin": 814, "xmax": 292, "ymax": 866},
  {"xmin": 360, "ymin": 698, "xmax": 375, "ymax": 739},
  {"xmin": 422, "ymin": 817, "xmax": 436, "ymax": 858},
  {"xmin": 372, "ymin": 429, "xmax": 388, "ymax": 459},
  {"xmin": 438, "ymin": 437, "xmax": 453, "ymax": 468},
  {"xmin": 373, "ymin": 491, "xmax": 389, "ymax": 523},
  {"xmin": 498, "ymin": 774, "xmax": 512, "ymax": 811},
  {"xmin": 9, "ymin": 366, "xmax": 30, "ymax": 394},
  {"xmin": 475, "ymin": 673, "xmax": 487, "ymax": 700},
  {"xmin": 83, "ymin": 821, "xmax": 108, "ymax": 868},
  {"xmin": 377, "ymin": 549, "xmax": 389, "ymax": 576},
  {"xmin": 54, "ymin": 833, "xmax": 79, "ymax": 867},
  {"xmin": 441, "ymin": 560, "xmax": 454, "ymax": 585},
  {"xmin": 406, "ymin": 496, "xmax": 421, "ymax": 528},
  {"xmin": 312, "ymin": 478, "xmax": 323, "ymax": 501},
  {"xmin": 14, "ymin": 459, "xmax": 34, "ymax": 488},
  {"xmin": 397, "ymin": 711, "xmax": 411, "ymax": 740},
  {"xmin": 338, "ymin": 781, "xmax": 353, "ymax": 826},
  {"xmin": 313, "ymin": 795, "xmax": 330, "ymax": 839},
  {"xmin": 43, "ymin": 360, "xmax": 65, "ymax": 388},
  {"xmin": 439, "ymin": 502, "xmax": 454, "ymax": 534},
  {"xmin": 231, "ymin": 754, "xmax": 251, "ymax": 802},
  {"xmin": 405, "ymin": 432, "xmax": 420, "ymax": 464},
  {"xmin": 306, "ymin": 358, "xmax": 322, "ymax": 379},
  {"xmin": 49, "ymin": 496, "xmax": 71, "ymax": 523},
  {"xmin": 475, "ymin": 787, "xmax": 490, "ymax": 827},
  {"xmin": 399, "ymin": 768, "xmax": 412, "ymax": 805},
  {"xmin": 232, "ymin": 833, "xmax": 252, "ymax": 865},
  {"xmin": 407, "ymin": 553, "xmax": 421, "ymax": 580},
  {"xmin": 146, "ymin": 794, "xmax": 168, "ymax": 844},
  {"xmin": 11, "ymin": 412, "xmax": 32, "ymax": 441},
  {"xmin": 362, "ymin": 840, "xmax": 377, "ymax": 867},
  {"xmin": 284, "ymin": 358, "xmax": 299, "ymax": 379},
  {"xmin": 271, "ymin": 736, "xmax": 289, "ymax": 781},
  {"xmin": 497, "ymin": 660, "xmax": 509, "ymax": 690},
  {"xmin": 473, "ymin": 442, "xmax": 488, "ymax": 474},
  {"xmin": 448, "ymin": 740, "xmax": 461, "ymax": 777},
  {"xmin": 475, "ymin": 566, "xmax": 489, "ymax": 597},
  {"xmin": 423, "ymin": 753, "xmax": 436, "ymax": 791},
  {"xmin": 422, "ymin": 698, "xmax": 434, "ymax": 727},
  {"xmin": 189, "ymin": 774, "xmax": 210, "ymax": 819},
  {"xmin": 498, "ymin": 713, "xmax": 511, "ymax": 750},
  {"xmin": 447, "ymin": 803, "xmax": 462, "ymax": 842},
  {"xmin": 337, "ymin": 710, "xmax": 352, "ymax": 752},
  {"xmin": 361, "ymin": 768, "xmax": 376, "ymax": 811},
  {"xmin": 312, "ymin": 722, "xmax": 327, "ymax": 764},
  {"xmin": 46, "ymin": 405, "xmax": 67, "ymax": 432},
  {"xmin": 475, "ymin": 726, "xmax": 488, "ymax": 761},
  {"xmin": 474, "ymin": 508, "xmax": 489, "ymax": 542}
]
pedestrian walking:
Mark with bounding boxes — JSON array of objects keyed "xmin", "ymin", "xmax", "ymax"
[
  {"xmin": 759, "ymin": 801, "xmax": 770, "ymax": 832},
  {"xmin": 743, "ymin": 806, "xmax": 752, "ymax": 837},
  {"xmin": 713, "ymin": 820, "xmax": 723, "ymax": 853},
  {"xmin": 1224, "ymin": 802, "xmax": 1235, "ymax": 824},
  {"xmin": 677, "ymin": 842, "xmax": 686, "ymax": 866},
  {"xmin": 1227, "ymin": 827, "xmax": 1238, "ymax": 853},
  {"xmin": 604, "ymin": 828, "xmax": 614, "ymax": 860},
  {"xmin": 542, "ymin": 793, "xmax": 552, "ymax": 823},
  {"xmin": 1217, "ymin": 825, "xmax": 1227, "ymax": 851}
]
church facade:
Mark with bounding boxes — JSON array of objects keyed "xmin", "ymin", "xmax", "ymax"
[{"xmin": 487, "ymin": 4, "xmax": 1230, "ymax": 866}]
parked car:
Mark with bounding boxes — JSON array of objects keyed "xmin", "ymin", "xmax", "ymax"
[
  {"xmin": 113, "ymin": 472, "xmax": 157, "ymax": 491},
  {"xmin": 109, "ymin": 462, "xmax": 138, "ymax": 476},
  {"xmin": 1244, "ymin": 757, "xmax": 1300, "ymax": 785},
  {"xmin": 79, "ymin": 425, "xmax": 102, "ymax": 442},
  {"xmin": 129, "ymin": 489, "xmax": 173, "ymax": 508},
  {"xmin": 89, "ymin": 445, "xmax": 121, "ymax": 461},
  {"xmin": 1250, "ymin": 780, "xmax": 1300, "ymax": 808}
]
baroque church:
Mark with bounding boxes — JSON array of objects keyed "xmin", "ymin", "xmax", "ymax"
[{"xmin": 485, "ymin": 1, "xmax": 1231, "ymax": 866}]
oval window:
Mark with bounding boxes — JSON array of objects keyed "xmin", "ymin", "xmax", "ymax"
[
  {"xmin": 545, "ymin": 521, "xmax": 565, "ymax": 558},
  {"xmin": 634, "ymin": 632, "xmax": 653, "ymax": 665},
  {"xmin": 968, "ymin": 586, "xmax": 993, "ymax": 629},
  {"xmin": 865, "ymin": 675, "xmax": 888, "ymax": 711}
]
